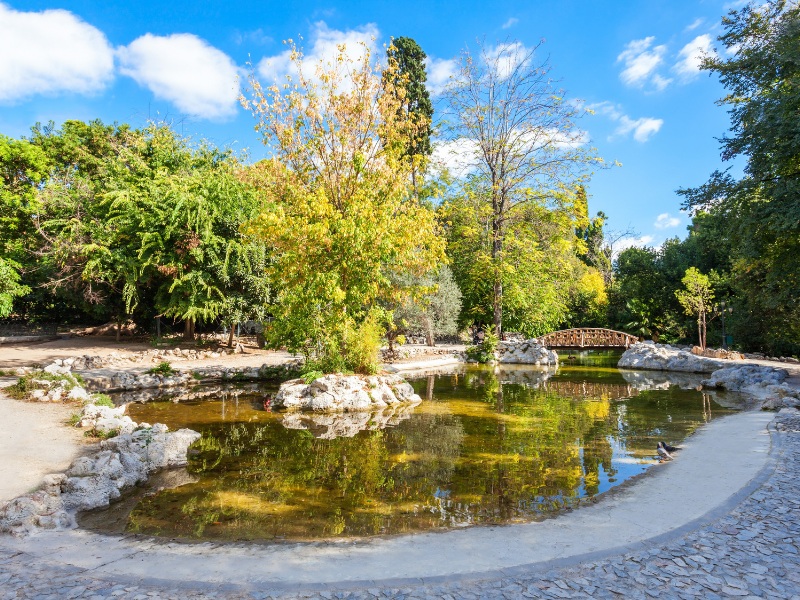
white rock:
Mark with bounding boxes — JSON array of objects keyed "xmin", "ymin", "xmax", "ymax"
[
  {"xmin": 495, "ymin": 340, "xmax": 558, "ymax": 366},
  {"xmin": 618, "ymin": 343, "xmax": 726, "ymax": 373},
  {"xmin": 273, "ymin": 374, "xmax": 422, "ymax": 412},
  {"xmin": 67, "ymin": 386, "xmax": 91, "ymax": 401}
]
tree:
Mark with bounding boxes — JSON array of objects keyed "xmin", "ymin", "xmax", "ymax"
[
  {"xmin": 679, "ymin": 0, "xmax": 800, "ymax": 354},
  {"xmin": 442, "ymin": 41, "xmax": 602, "ymax": 337},
  {"xmin": 100, "ymin": 124, "xmax": 267, "ymax": 340},
  {"xmin": 242, "ymin": 41, "xmax": 445, "ymax": 373},
  {"xmin": 387, "ymin": 264, "xmax": 462, "ymax": 347},
  {"xmin": 0, "ymin": 135, "xmax": 48, "ymax": 317},
  {"xmin": 675, "ymin": 267, "xmax": 716, "ymax": 350},
  {"xmin": 441, "ymin": 179, "xmax": 582, "ymax": 336},
  {"xmin": 385, "ymin": 37, "xmax": 434, "ymax": 194}
]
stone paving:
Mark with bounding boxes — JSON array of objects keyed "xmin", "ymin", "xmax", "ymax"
[{"xmin": 1, "ymin": 410, "xmax": 799, "ymax": 599}]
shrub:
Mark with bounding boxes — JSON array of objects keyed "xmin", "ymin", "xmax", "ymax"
[
  {"xmin": 301, "ymin": 370, "xmax": 324, "ymax": 384},
  {"xmin": 465, "ymin": 327, "xmax": 499, "ymax": 363},
  {"xmin": 147, "ymin": 361, "xmax": 175, "ymax": 376}
]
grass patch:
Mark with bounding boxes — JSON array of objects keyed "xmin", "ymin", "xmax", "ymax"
[
  {"xmin": 147, "ymin": 361, "xmax": 176, "ymax": 376},
  {"xmin": 90, "ymin": 393, "xmax": 114, "ymax": 408},
  {"xmin": 5, "ymin": 370, "xmax": 85, "ymax": 400},
  {"xmin": 84, "ymin": 428, "xmax": 119, "ymax": 440},
  {"xmin": 68, "ymin": 412, "xmax": 82, "ymax": 426},
  {"xmin": 0, "ymin": 369, "xmax": 15, "ymax": 377}
]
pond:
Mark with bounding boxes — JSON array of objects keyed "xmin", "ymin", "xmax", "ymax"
[{"xmin": 79, "ymin": 353, "xmax": 746, "ymax": 542}]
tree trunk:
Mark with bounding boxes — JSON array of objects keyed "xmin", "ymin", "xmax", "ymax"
[
  {"xmin": 492, "ymin": 218, "xmax": 503, "ymax": 339},
  {"xmin": 424, "ymin": 315, "xmax": 435, "ymax": 347},
  {"xmin": 227, "ymin": 323, "xmax": 236, "ymax": 348},
  {"xmin": 116, "ymin": 317, "xmax": 121, "ymax": 343},
  {"xmin": 184, "ymin": 317, "xmax": 195, "ymax": 341},
  {"xmin": 701, "ymin": 310, "xmax": 707, "ymax": 350}
]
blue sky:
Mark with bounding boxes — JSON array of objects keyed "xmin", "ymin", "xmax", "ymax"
[{"xmin": 0, "ymin": 1, "xmax": 745, "ymax": 250}]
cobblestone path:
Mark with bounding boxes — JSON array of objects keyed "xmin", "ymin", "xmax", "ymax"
[{"xmin": 1, "ymin": 411, "xmax": 799, "ymax": 600}]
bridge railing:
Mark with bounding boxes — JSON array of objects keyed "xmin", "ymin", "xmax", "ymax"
[{"xmin": 540, "ymin": 328, "xmax": 639, "ymax": 349}]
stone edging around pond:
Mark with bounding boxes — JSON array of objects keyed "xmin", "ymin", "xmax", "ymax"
[
  {"xmin": 619, "ymin": 342, "xmax": 800, "ymax": 410},
  {"xmin": 0, "ymin": 402, "xmax": 200, "ymax": 537},
  {"xmin": 29, "ymin": 359, "xmax": 304, "ymax": 394}
]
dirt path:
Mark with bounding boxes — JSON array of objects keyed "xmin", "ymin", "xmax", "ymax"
[{"xmin": 0, "ymin": 385, "xmax": 87, "ymax": 503}]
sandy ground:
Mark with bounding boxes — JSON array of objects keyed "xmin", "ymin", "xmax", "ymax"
[
  {"xmin": 0, "ymin": 386, "xmax": 87, "ymax": 503},
  {"xmin": 0, "ymin": 336, "xmax": 284, "ymax": 370}
]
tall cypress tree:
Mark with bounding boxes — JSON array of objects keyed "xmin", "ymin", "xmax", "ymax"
[{"xmin": 386, "ymin": 37, "xmax": 434, "ymax": 163}]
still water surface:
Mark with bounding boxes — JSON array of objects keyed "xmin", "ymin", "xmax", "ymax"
[{"xmin": 81, "ymin": 354, "xmax": 742, "ymax": 541}]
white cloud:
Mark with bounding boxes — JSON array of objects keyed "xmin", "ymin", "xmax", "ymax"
[
  {"xmin": 484, "ymin": 42, "xmax": 530, "ymax": 79},
  {"xmin": 617, "ymin": 37, "xmax": 671, "ymax": 90},
  {"xmin": 431, "ymin": 138, "xmax": 480, "ymax": 177},
  {"xmin": 685, "ymin": 18, "xmax": 705, "ymax": 32},
  {"xmin": 589, "ymin": 102, "xmax": 663, "ymax": 143},
  {"xmin": 654, "ymin": 213, "xmax": 681, "ymax": 229},
  {"xmin": 502, "ymin": 17, "xmax": 519, "ymax": 29},
  {"xmin": 426, "ymin": 56, "xmax": 458, "ymax": 95},
  {"xmin": 118, "ymin": 33, "xmax": 240, "ymax": 120},
  {"xmin": 673, "ymin": 34, "xmax": 714, "ymax": 80},
  {"xmin": 0, "ymin": 3, "xmax": 114, "ymax": 102},
  {"xmin": 257, "ymin": 22, "xmax": 379, "ymax": 85},
  {"xmin": 615, "ymin": 235, "xmax": 655, "ymax": 254},
  {"xmin": 620, "ymin": 116, "xmax": 663, "ymax": 142}
]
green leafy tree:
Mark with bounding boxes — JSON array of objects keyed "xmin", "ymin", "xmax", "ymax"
[
  {"xmin": 242, "ymin": 41, "xmax": 445, "ymax": 373},
  {"xmin": 442, "ymin": 179, "xmax": 583, "ymax": 336},
  {"xmin": 0, "ymin": 135, "xmax": 49, "ymax": 317},
  {"xmin": 101, "ymin": 124, "xmax": 267, "ymax": 340},
  {"xmin": 679, "ymin": 0, "xmax": 800, "ymax": 354},
  {"xmin": 442, "ymin": 41, "xmax": 603, "ymax": 337},
  {"xmin": 675, "ymin": 267, "xmax": 716, "ymax": 350},
  {"xmin": 387, "ymin": 264, "xmax": 462, "ymax": 347}
]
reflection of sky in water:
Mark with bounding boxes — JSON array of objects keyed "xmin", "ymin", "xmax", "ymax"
[
  {"xmin": 88, "ymin": 362, "xmax": 741, "ymax": 542},
  {"xmin": 577, "ymin": 436, "xmax": 656, "ymax": 499}
]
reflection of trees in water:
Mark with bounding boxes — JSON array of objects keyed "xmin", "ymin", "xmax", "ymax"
[{"xmin": 115, "ymin": 368, "xmax": 739, "ymax": 541}]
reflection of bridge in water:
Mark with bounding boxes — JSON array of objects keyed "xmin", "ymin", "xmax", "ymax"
[
  {"xmin": 540, "ymin": 380, "xmax": 638, "ymax": 401},
  {"xmin": 541, "ymin": 328, "xmax": 639, "ymax": 349}
]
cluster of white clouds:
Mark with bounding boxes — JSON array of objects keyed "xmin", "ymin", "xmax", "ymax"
[
  {"xmin": 587, "ymin": 102, "xmax": 663, "ymax": 143},
  {"xmin": 654, "ymin": 212, "xmax": 681, "ymax": 229},
  {"xmin": 117, "ymin": 34, "xmax": 240, "ymax": 120},
  {"xmin": 616, "ymin": 30, "xmax": 716, "ymax": 91},
  {"xmin": 0, "ymin": 3, "xmax": 389, "ymax": 121},
  {"xmin": 0, "ymin": 4, "xmax": 114, "ymax": 102},
  {"xmin": 257, "ymin": 22, "xmax": 380, "ymax": 86},
  {"xmin": 614, "ymin": 212, "xmax": 683, "ymax": 254},
  {"xmin": 614, "ymin": 235, "xmax": 655, "ymax": 254}
]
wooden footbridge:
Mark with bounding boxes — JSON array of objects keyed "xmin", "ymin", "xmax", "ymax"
[{"xmin": 540, "ymin": 328, "xmax": 639, "ymax": 349}]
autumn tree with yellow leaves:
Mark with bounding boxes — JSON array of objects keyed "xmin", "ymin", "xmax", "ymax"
[{"xmin": 242, "ymin": 41, "xmax": 445, "ymax": 374}]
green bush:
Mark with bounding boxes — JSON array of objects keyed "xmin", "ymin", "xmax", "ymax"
[
  {"xmin": 465, "ymin": 327, "xmax": 499, "ymax": 363},
  {"xmin": 147, "ymin": 361, "xmax": 175, "ymax": 376},
  {"xmin": 304, "ymin": 310, "xmax": 384, "ymax": 375},
  {"xmin": 301, "ymin": 370, "xmax": 324, "ymax": 384}
]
